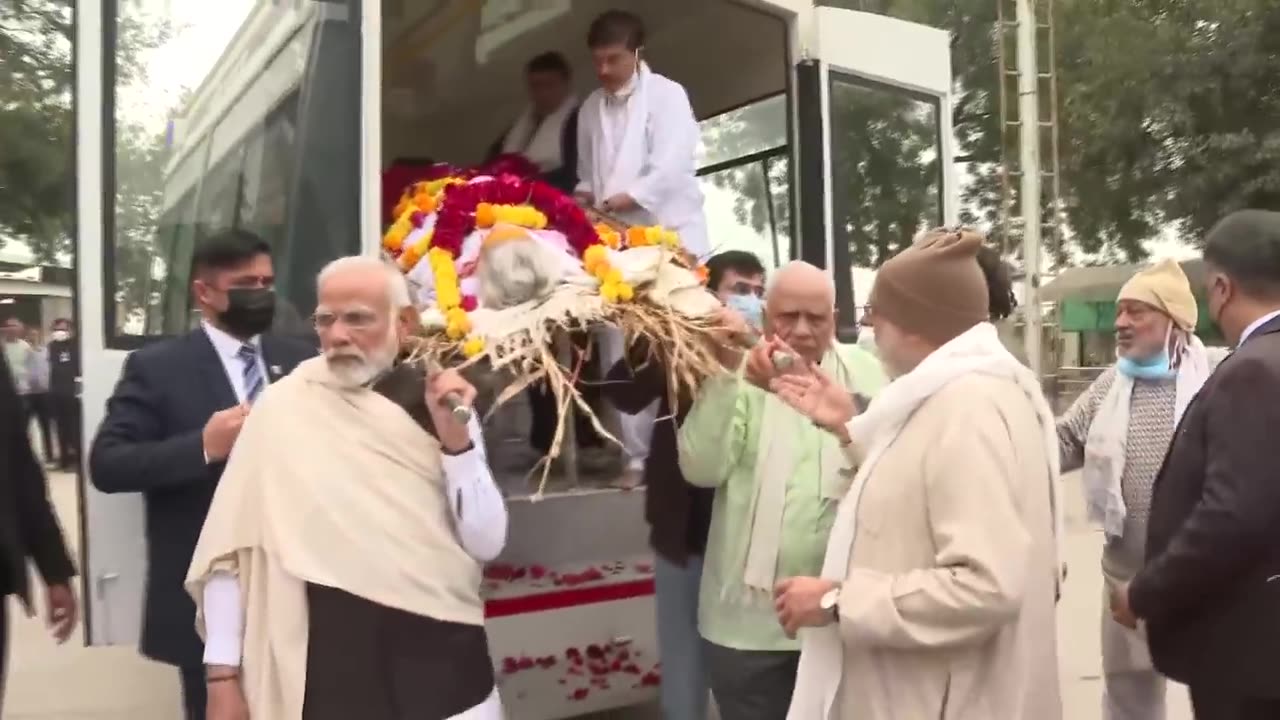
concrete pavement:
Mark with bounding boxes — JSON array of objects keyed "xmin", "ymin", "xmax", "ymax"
[{"xmin": 3, "ymin": 471, "xmax": 1191, "ymax": 719}]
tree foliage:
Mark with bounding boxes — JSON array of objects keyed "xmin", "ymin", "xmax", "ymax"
[
  {"xmin": 708, "ymin": 0, "xmax": 1280, "ymax": 268},
  {"xmin": 0, "ymin": 0, "xmax": 169, "ymax": 266}
]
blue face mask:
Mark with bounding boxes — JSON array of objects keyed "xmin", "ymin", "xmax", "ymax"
[
  {"xmin": 725, "ymin": 292, "xmax": 764, "ymax": 331},
  {"xmin": 1116, "ymin": 349, "xmax": 1174, "ymax": 380}
]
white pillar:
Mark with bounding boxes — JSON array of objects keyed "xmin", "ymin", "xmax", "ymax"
[{"xmin": 1015, "ymin": 0, "xmax": 1044, "ymax": 376}]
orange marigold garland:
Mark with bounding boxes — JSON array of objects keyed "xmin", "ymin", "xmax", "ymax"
[{"xmin": 382, "ymin": 169, "xmax": 689, "ymax": 357}]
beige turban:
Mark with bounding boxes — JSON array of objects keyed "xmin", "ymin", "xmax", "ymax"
[{"xmin": 1117, "ymin": 259, "xmax": 1198, "ymax": 330}]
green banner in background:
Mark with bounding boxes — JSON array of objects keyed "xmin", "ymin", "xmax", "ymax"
[{"xmin": 1059, "ymin": 299, "xmax": 1221, "ymax": 340}]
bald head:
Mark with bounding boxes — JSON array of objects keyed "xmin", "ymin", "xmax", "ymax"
[
  {"xmin": 765, "ymin": 261, "xmax": 835, "ymax": 362},
  {"xmin": 768, "ymin": 261, "xmax": 834, "ymax": 306}
]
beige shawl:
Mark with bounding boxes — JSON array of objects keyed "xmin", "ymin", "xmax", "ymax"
[
  {"xmin": 789, "ymin": 323, "xmax": 1062, "ymax": 719},
  {"xmin": 185, "ymin": 357, "xmax": 485, "ymax": 719}
]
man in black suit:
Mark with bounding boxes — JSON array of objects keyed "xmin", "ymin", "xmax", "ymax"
[
  {"xmin": 46, "ymin": 318, "xmax": 80, "ymax": 471},
  {"xmin": 90, "ymin": 229, "xmax": 315, "ymax": 720},
  {"xmin": 0, "ymin": 350, "xmax": 77, "ymax": 710},
  {"xmin": 1111, "ymin": 209, "xmax": 1280, "ymax": 720}
]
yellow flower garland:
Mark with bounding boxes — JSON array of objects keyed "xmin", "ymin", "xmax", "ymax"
[
  {"xmin": 583, "ymin": 244, "xmax": 634, "ymax": 303},
  {"xmin": 475, "ymin": 203, "xmax": 548, "ymax": 230}
]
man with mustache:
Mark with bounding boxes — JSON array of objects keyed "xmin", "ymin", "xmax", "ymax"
[
  {"xmin": 90, "ymin": 230, "xmax": 315, "ymax": 720},
  {"xmin": 1056, "ymin": 259, "xmax": 1216, "ymax": 720},
  {"xmin": 190, "ymin": 256, "xmax": 507, "ymax": 720}
]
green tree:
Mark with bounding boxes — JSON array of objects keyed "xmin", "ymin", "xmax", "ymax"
[
  {"xmin": 855, "ymin": 0, "xmax": 1280, "ymax": 263},
  {"xmin": 706, "ymin": 0, "xmax": 1280, "ymax": 268},
  {"xmin": 0, "ymin": 0, "xmax": 171, "ymax": 268}
]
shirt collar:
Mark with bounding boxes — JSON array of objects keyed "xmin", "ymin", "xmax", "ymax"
[
  {"xmin": 202, "ymin": 320, "xmax": 260, "ymax": 360},
  {"xmin": 1238, "ymin": 309, "xmax": 1280, "ymax": 347}
]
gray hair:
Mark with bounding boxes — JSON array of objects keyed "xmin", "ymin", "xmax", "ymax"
[
  {"xmin": 475, "ymin": 238, "xmax": 563, "ymax": 309},
  {"xmin": 317, "ymin": 255, "xmax": 413, "ymax": 310}
]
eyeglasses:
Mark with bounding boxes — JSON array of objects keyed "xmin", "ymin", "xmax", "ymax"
[{"xmin": 313, "ymin": 309, "xmax": 379, "ymax": 331}]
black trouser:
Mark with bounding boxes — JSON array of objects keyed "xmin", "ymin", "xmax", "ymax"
[
  {"xmin": 527, "ymin": 385, "xmax": 603, "ymax": 454},
  {"xmin": 179, "ymin": 664, "xmax": 207, "ymax": 720},
  {"xmin": 1190, "ymin": 684, "xmax": 1280, "ymax": 720},
  {"xmin": 50, "ymin": 394, "xmax": 79, "ymax": 469},
  {"xmin": 703, "ymin": 640, "xmax": 800, "ymax": 720},
  {"xmin": 24, "ymin": 393, "xmax": 53, "ymax": 462}
]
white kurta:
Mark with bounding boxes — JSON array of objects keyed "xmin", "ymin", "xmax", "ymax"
[{"xmin": 575, "ymin": 64, "xmax": 709, "ymax": 258}]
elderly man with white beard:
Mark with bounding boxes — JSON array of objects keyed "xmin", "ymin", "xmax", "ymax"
[{"xmin": 189, "ymin": 256, "xmax": 508, "ymax": 720}]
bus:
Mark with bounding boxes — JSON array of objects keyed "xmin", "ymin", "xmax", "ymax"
[{"xmin": 75, "ymin": 1, "xmax": 956, "ymax": 716}]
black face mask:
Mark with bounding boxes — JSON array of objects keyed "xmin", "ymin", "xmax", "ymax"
[{"xmin": 219, "ymin": 288, "xmax": 277, "ymax": 338}]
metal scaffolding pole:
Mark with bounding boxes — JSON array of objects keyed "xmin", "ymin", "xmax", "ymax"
[{"xmin": 1015, "ymin": 0, "xmax": 1044, "ymax": 376}]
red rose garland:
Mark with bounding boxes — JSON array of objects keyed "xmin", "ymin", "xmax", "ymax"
[{"xmin": 431, "ymin": 174, "xmax": 598, "ymax": 259}]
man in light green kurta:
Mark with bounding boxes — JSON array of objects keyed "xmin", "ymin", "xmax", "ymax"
[{"xmin": 678, "ymin": 261, "xmax": 886, "ymax": 719}]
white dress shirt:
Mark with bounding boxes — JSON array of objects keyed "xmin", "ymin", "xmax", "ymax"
[
  {"xmin": 1238, "ymin": 309, "xmax": 1280, "ymax": 347},
  {"xmin": 202, "ymin": 414, "xmax": 506, "ymax": 667},
  {"xmin": 202, "ymin": 321, "xmax": 267, "ymax": 405}
]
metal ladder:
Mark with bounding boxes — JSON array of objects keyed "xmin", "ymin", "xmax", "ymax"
[
  {"xmin": 996, "ymin": 0, "xmax": 1065, "ymax": 260},
  {"xmin": 995, "ymin": 0, "xmax": 1064, "ymax": 376}
]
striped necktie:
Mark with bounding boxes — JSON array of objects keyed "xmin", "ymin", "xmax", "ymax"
[{"xmin": 238, "ymin": 343, "xmax": 264, "ymax": 405}]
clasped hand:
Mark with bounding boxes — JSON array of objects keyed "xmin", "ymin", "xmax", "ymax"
[{"xmin": 425, "ymin": 368, "xmax": 477, "ymax": 453}]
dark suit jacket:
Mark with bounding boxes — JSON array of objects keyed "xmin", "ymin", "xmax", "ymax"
[
  {"xmin": 0, "ymin": 352, "xmax": 75, "ymax": 604},
  {"xmin": 485, "ymin": 105, "xmax": 580, "ymax": 194},
  {"xmin": 1129, "ymin": 314, "xmax": 1280, "ymax": 696},
  {"xmin": 602, "ymin": 341, "xmax": 713, "ymax": 567},
  {"xmin": 88, "ymin": 328, "xmax": 314, "ymax": 668}
]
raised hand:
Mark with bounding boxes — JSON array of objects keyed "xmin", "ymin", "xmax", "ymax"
[{"xmin": 769, "ymin": 362, "xmax": 857, "ymax": 436}]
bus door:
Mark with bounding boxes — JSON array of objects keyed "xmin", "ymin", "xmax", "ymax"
[
  {"xmin": 793, "ymin": 7, "xmax": 957, "ymax": 341},
  {"xmin": 78, "ymin": 0, "xmax": 379, "ymax": 647}
]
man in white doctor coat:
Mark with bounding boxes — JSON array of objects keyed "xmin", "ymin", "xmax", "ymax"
[{"xmin": 576, "ymin": 9, "xmax": 710, "ymax": 485}]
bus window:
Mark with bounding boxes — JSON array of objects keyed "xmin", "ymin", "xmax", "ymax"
[
  {"xmin": 828, "ymin": 73, "xmax": 943, "ymax": 269},
  {"xmin": 145, "ymin": 189, "xmax": 195, "ymax": 335},
  {"xmin": 194, "ymin": 148, "xmax": 246, "ymax": 245},
  {"xmin": 238, "ymin": 93, "xmax": 301, "ymax": 259},
  {"xmin": 697, "ymin": 94, "xmax": 792, "ymax": 269},
  {"xmin": 106, "ymin": 0, "xmax": 361, "ymax": 347}
]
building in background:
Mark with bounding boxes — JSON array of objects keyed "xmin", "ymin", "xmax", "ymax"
[{"xmin": 0, "ymin": 241, "xmax": 73, "ymax": 332}]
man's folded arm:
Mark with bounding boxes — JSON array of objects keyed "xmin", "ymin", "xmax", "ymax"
[
  {"xmin": 1129, "ymin": 357, "xmax": 1280, "ymax": 623},
  {"xmin": 441, "ymin": 416, "xmax": 508, "ymax": 563},
  {"xmin": 90, "ymin": 352, "xmax": 211, "ymax": 493}
]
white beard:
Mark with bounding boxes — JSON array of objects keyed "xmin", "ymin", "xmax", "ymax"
[{"xmin": 324, "ymin": 327, "xmax": 400, "ymax": 388}]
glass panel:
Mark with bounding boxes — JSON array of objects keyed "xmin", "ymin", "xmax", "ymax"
[
  {"xmin": 193, "ymin": 147, "xmax": 245, "ymax": 243},
  {"xmin": 828, "ymin": 72, "xmax": 942, "ymax": 268},
  {"xmin": 696, "ymin": 94, "xmax": 792, "ymax": 269},
  {"xmin": 698, "ymin": 155, "xmax": 792, "ymax": 270},
  {"xmin": 697, "ymin": 94, "xmax": 787, "ymax": 168},
  {"xmin": 109, "ymin": 0, "xmax": 362, "ymax": 344}
]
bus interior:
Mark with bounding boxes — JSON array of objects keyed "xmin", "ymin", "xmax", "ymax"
[{"xmin": 380, "ymin": 0, "xmax": 793, "ymax": 495}]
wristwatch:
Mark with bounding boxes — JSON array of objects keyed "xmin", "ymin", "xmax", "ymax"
[{"xmin": 819, "ymin": 584, "xmax": 842, "ymax": 620}]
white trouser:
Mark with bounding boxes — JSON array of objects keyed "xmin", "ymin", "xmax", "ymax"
[
  {"xmin": 597, "ymin": 325, "xmax": 657, "ymax": 471},
  {"xmin": 1100, "ymin": 585, "xmax": 1166, "ymax": 720}
]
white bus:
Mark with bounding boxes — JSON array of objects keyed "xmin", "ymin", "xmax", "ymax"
[{"xmin": 75, "ymin": 1, "xmax": 956, "ymax": 716}]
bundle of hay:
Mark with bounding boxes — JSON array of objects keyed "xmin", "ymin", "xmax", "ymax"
[{"xmin": 383, "ymin": 167, "xmax": 728, "ymax": 492}]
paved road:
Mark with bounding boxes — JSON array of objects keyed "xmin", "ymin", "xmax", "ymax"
[{"xmin": 3, "ymin": 471, "xmax": 1191, "ymax": 719}]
